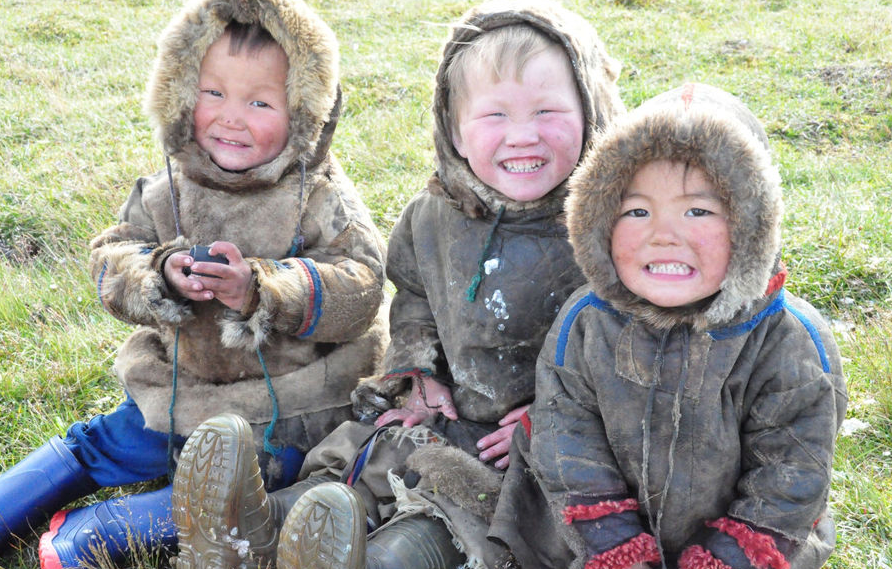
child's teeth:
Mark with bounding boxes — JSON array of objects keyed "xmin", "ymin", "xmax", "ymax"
[
  {"xmin": 503, "ymin": 160, "xmax": 543, "ymax": 173},
  {"xmin": 648, "ymin": 263, "xmax": 691, "ymax": 275}
]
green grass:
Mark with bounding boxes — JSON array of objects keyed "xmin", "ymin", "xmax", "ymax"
[{"xmin": 1, "ymin": 0, "xmax": 891, "ymax": 567}]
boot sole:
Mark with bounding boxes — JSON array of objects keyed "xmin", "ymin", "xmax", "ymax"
[
  {"xmin": 276, "ymin": 482, "xmax": 366, "ymax": 569},
  {"xmin": 172, "ymin": 413, "xmax": 276, "ymax": 569}
]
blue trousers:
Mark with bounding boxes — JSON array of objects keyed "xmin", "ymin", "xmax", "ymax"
[
  {"xmin": 62, "ymin": 396, "xmax": 184, "ymax": 487},
  {"xmin": 62, "ymin": 396, "xmax": 304, "ymax": 491}
]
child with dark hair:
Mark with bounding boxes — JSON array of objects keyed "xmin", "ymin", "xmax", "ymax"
[
  {"xmin": 0, "ymin": 1, "xmax": 387, "ymax": 567},
  {"xmin": 491, "ymin": 83, "xmax": 848, "ymax": 569}
]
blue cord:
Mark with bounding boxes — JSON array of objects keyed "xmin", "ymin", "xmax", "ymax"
[{"xmin": 257, "ymin": 345, "xmax": 283, "ymax": 456}]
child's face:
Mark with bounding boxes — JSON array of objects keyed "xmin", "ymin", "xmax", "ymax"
[
  {"xmin": 451, "ymin": 47, "xmax": 584, "ymax": 202},
  {"xmin": 611, "ymin": 160, "xmax": 731, "ymax": 308},
  {"xmin": 193, "ymin": 33, "xmax": 290, "ymax": 171}
]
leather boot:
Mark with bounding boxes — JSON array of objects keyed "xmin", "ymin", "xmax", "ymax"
[
  {"xmin": 38, "ymin": 485, "xmax": 176, "ymax": 569},
  {"xmin": 276, "ymin": 481, "xmax": 366, "ymax": 569},
  {"xmin": 0, "ymin": 436, "xmax": 99, "ymax": 552},
  {"xmin": 366, "ymin": 515, "xmax": 465, "ymax": 569},
  {"xmin": 171, "ymin": 413, "xmax": 277, "ymax": 569}
]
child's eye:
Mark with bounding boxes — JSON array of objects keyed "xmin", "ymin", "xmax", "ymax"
[
  {"xmin": 686, "ymin": 207, "xmax": 712, "ymax": 217},
  {"xmin": 622, "ymin": 208, "xmax": 648, "ymax": 218},
  {"xmin": 201, "ymin": 89, "xmax": 223, "ymax": 98},
  {"xmin": 536, "ymin": 109, "xmax": 553, "ymax": 115},
  {"xmin": 250, "ymin": 101, "xmax": 270, "ymax": 108}
]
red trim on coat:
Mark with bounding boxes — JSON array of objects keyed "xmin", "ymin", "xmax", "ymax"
[
  {"xmin": 705, "ymin": 518, "xmax": 790, "ymax": 569},
  {"xmin": 681, "ymin": 83, "xmax": 696, "ymax": 110},
  {"xmin": 563, "ymin": 498, "xmax": 639, "ymax": 524},
  {"xmin": 520, "ymin": 411, "xmax": 531, "ymax": 438},
  {"xmin": 584, "ymin": 532, "xmax": 661, "ymax": 569},
  {"xmin": 678, "ymin": 545, "xmax": 733, "ymax": 569},
  {"xmin": 294, "ymin": 259, "xmax": 316, "ymax": 336},
  {"xmin": 764, "ymin": 265, "xmax": 787, "ymax": 296}
]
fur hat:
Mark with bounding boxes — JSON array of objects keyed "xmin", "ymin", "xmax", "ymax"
[
  {"xmin": 144, "ymin": 0, "xmax": 340, "ymax": 191},
  {"xmin": 567, "ymin": 83, "xmax": 784, "ymax": 330},
  {"xmin": 430, "ymin": 0, "xmax": 626, "ymax": 218}
]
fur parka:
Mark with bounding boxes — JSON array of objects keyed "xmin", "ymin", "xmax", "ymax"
[
  {"xmin": 341, "ymin": 2, "xmax": 624, "ymax": 567},
  {"xmin": 89, "ymin": 0, "xmax": 387, "ymax": 443},
  {"xmin": 490, "ymin": 84, "xmax": 848, "ymax": 569}
]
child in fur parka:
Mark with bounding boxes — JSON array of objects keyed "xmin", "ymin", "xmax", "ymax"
[
  {"xmin": 169, "ymin": 1, "xmax": 626, "ymax": 568},
  {"xmin": 0, "ymin": 0, "xmax": 387, "ymax": 567},
  {"xmin": 490, "ymin": 83, "xmax": 848, "ymax": 569}
]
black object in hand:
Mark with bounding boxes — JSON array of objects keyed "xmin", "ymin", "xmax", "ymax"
[{"xmin": 183, "ymin": 245, "xmax": 229, "ymax": 278}]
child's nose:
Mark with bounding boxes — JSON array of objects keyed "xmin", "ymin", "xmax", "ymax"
[
  {"xmin": 649, "ymin": 214, "xmax": 681, "ymax": 245},
  {"xmin": 505, "ymin": 120, "xmax": 539, "ymax": 147},
  {"xmin": 217, "ymin": 103, "xmax": 245, "ymax": 128}
]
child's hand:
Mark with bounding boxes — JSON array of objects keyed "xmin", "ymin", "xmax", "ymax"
[
  {"xmin": 163, "ymin": 242, "xmax": 253, "ymax": 311},
  {"xmin": 374, "ymin": 376, "xmax": 458, "ymax": 428},
  {"xmin": 475, "ymin": 404, "xmax": 530, "ymax": 470},
  {"xmin": 189, "ymin": 241, "xmax": 253, "ymax": 311}
]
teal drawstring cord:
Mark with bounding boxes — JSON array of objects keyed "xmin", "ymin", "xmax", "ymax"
[
  {"xmin": 466, "ymin": 204, "xmax": 506, "ymax": 302},
  {"xmin": 167, "ymin": 327, "xmax": 180, "ymax": 481},
  {"xmin": 256, "ymin": 345, "xmax": 283, "ymax": 456}
]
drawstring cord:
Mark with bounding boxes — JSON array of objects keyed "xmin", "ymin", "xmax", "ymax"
[
  {"xmin": 466, "ymin": 204, "xmax": 505, "ymax": 302},
  {"xmin": 641, "ymin": 327, "xmax": 691, "ymax": 569},
  {"xmin": 165, "ymin": 158, "xmax": 307, "ymax": 474}
]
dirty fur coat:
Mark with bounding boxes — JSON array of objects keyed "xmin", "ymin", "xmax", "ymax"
[
  {"xmin": 343, "ymin": 1, "xmax": 624, "ymax": 567},
  {"xmin": 490, "ymin": 84, "xmax": 848, "ymax": 569},
  {"xmin": 89, "ymin": 0, "xmax": 387, "ymax": 446}
]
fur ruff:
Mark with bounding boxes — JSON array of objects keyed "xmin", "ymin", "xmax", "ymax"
[
  {"xmin": 430, "ymin": 0, "xmax": 626, "ymax": 219},
  {"xmin": 144, "ymin": 0, "xmax": 340, "ymax": 190},
  {"xmin": 567, "ymin": 83, "xmax": 784, "ymax": 330},
  {"xmin": 405, "ymin": 444, "xmax": 504, "ymax": 522}
]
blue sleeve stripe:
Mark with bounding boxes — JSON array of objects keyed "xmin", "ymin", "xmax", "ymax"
[
  {"xmin": 97, "ymin": 262, "xmax": 109, "ymax": 310},
  {"xmin": 710, "ymin": 289, "xmax": 831, "ymax": 373},
  {"xmin": 555, "ymin": 292, "xmax": 619, "ymax": 367},
  {"xmin": 781, "ymin": 299, "xmax": 832, "ymax": 373},
  {"xmin": 708, "ymin": 291, "xmax": 787, "ymax": 341},
  {"xmin": 297, "ymin": 258, "xmax": 323, "ymax": 338}
]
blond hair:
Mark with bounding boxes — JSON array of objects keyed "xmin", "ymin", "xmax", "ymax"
[{"xmin": 445, "ymin": 25, "xmax": 563, "ymax": 129}]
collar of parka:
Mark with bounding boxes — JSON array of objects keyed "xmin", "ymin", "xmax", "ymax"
[
  {"xmin": 144, "ymin": 0, "xmax": 340, "ymax": 192},
  {"xmin": 430, "ymin": 0, "xmax": 626, "ymax": 219},
  {"xmin": 567, "ymin": 83, "xmax": 784, "ymax": 330}
]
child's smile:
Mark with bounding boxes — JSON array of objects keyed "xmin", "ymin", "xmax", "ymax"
[
  {"xmin": 451, "ymin": 46, "xmax": 584, "ymax": 203},
  {"xmin": 611, "ymin": 159, "xmax": 730, "ymax": 308},
  {"xmin": 192, "ymin": 32, "xmax": 290, "ymax": 172}
]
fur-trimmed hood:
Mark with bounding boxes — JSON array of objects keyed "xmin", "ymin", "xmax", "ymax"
[
  {"xmin": 144, "ymin": 0, "xmax": 340, "ymax": 191},
  {"xmin": 431, "ymin": 0, "xmax": 625, "ymax": 219},
  {"xmin": 567, "ymin": 83, "xmax": 784, "ymax": 330}
]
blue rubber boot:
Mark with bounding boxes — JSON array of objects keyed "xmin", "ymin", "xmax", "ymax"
[
  {"xmin": 0, "ymin": 436, "xmax": 99, "ymax": 552},
  {"xmin": 39, "ymin": 485, "xmax": 176, "ymax": 569}
]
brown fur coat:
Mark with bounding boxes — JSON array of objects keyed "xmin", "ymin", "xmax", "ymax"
[{"xmin": 89, "ymin": 0, "xmax": 387, "ymax": 440}]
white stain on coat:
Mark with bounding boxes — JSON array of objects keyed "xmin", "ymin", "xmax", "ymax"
[
  {"xmin": 485, "ymin": 289, "xmax": 510, "ymax": 320},
  {"xmin": 484, "ymin": 257, "xmax": 501, "ymax": 275}
]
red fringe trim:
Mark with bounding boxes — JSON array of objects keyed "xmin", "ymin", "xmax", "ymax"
[
  {"xmin": 563, "ymin": 498, "xmax": 639, "ymax": 524},
  {"xmin": 584, "ymin": 533, "xmax": 661, "ymax": 569},
  {"xmin": 681, "ymin": 83, "xmax": 696, "ymax": 111},
  {"xmin": 678, "ymin": 545, "xmax": 733, "ymax": 569},
  {"xmin": 764, "ymin": 266, "xmax": 787, "ymax": 296},
  {"xmin": 520, "ymin": 410, "xmax": 531, "ymax": 438},
  {"xmin": 705, "ymin": 518, "xmax": 789, "ymax": 569}
]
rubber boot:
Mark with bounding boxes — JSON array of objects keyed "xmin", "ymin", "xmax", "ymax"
[
  {"xmin": 38, "ymin": 485, "xmax": 176, "ymax": 569},
  {"xmin": 0, "ymin": 436, "xmax": 99, "ymax": 552},
  {"xmin": 171, "ymin": 413, "xmax": 278, "ymax": 569},
  {"xmin": 365, "ymin": 515, "xmax": 465, "ymax": 569},
  {"xmin": 276, "ymin": 482, "xmax": 367, "ymax": 569}
]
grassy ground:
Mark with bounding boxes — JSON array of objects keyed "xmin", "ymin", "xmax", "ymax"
[{"xmin": 1, "ymin": 0, "xmax": 890, "ymax": 567}]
